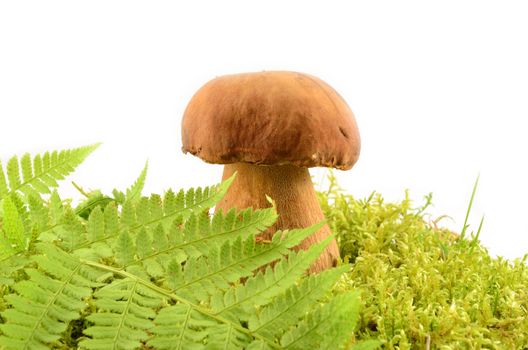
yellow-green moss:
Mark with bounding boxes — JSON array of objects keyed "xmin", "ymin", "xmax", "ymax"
[{"xmin": 319, "ymin": 174, "xmax": 528, "ymax": 349}]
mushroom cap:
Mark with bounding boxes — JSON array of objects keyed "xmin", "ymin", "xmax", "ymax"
[{"xmin": 181, "ymin": 71, "xmax": 360, "ymax": 170}]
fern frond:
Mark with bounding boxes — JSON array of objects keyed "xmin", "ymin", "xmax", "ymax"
[
  {"xmin": 248, "ymin": 265, "xmax": 350, "ymax": 340},
  {"xmin": 114, "ymin": 230, "xmax": 136, "ymax": 266},
  {"xmin": 147, "ymin": 304, "xmax": 213, "ymax": 350},
  {"xmin": 87, "ymin": 206, "xmax": 104, "ymax": 241},
  {"xmin": 148, "ymin": 306, "xmax": 252, "ymax": 350},
  {"xmin": 0, "ymin": 195, "xmax": 47, "ymax": 277},
  {"xmin": 2, "ymin": 224, "xmax": 357, "ymax": 350},
  {"xmin": 0, "ymin": 144, "xmax": 99, "ymax": 201},
  {"xmin": 27, "ymin": 194, "xmax": 51, "ymax": 233},
  {"xmin": 211, "ymin": 234, "xmax": 332, "ymax": 321},
  {"xmin": 206, "ymin": 322, "xmax": 253, "ymax": 350},
  {"xmin": 147, "ymin": 305, "xmax": 251, "ymax": 350},
  {"xmin": 124, "ymin": 161, "xmax": 148, "ymax": 204},
  {"xmin": 6, "ymin": 157, "xmax": 21, "ymax": 196},
  {"xmin": 0, "ymin": 161, "xmax": 8, "ymax": 198},
  {"xmin": 55, "ymin": 206, "xmax": 89, "ymax": 251},
  {"xmin": 167, "ymin": 223, "xmax": 324, "ymax": 303},
  {"xmin": 350, "ymin": 339, "xmax": 383, "ymax": 350},
  {"xmin": 0, "ymin": 255, "xmax": 30, "ymax": 286},
  {"xmin": 80, "ymin": 278, "xmax": 166, "ymax": 350},
  {"xmin": 1, "ymin": 161, "xmax": 367, "ymax": 349},
  {"xmin": 1, "ymin": 196, "xmax": 26, "ymax": 251},
  {"xmin": 0, "ymin": 243, "xmax": 107, "ymax": 350},
  {"xmin": 81, "ymin": 259, "xmax": 270, "ymax": 350},
  {"xmin": 122, "ymin": 175, "xmax": 236, "ymax": 231},
  {"xmin": 46, "ymin": 182, "xmax": 263, "ymax": 266},
  {"xmin": 0, "ymin": 235, "xmax": 16, "ymax": 262},
  {"xmin": 279, "ymin": 291, "xmax": 360, "ymax": 349},
  {"xmin": 69, "ymin": 176, "xmax": 236, "ymax": 253},
  {"xmin": 111, "ymin": 207, "xmax": 277, "ymax": 276},
  {"xmin": 246, "ymin": 340, "xmax": 275, "ymax": 350},
  {"xmin": 109, "ymin": 161, "xmax": 148, "ymax": 207}
]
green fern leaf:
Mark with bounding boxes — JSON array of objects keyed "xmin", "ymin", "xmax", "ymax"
[
  {"xmin": 167, "ymin": 223, "xmax": 325, "ymax": 304},
  {"xmin": 204, "ymin": 322, "xmax": 252, "ymax": 350},
  {"xmin": 55, "ymin": 206, "xmax": 88, "ymax": 251},
  {"xmin": 1, "ymin": 194, "xmax": 46, "ymax": 270},
  {"xmin": 109, "ymin": 207, "xmax": 278, "ymax": 280},
  {"xmin": 0, "ymin": 235, "xmax": 16, "ymax": 262},
  {"xmin": 27, "ymin": 194, "xmax": 50, "ymax": 232},
  {"xmin": 80, "ymin": 278, "xmax": 165, "ymax": 350},
  {"xmin": 181, "ymin": 207, "xmax": 278, "ymax": 258},
  {"xmin": 0, "ymin": 254, "xmax": 30, "ymax": 286},
  {"xmin": 6, "ymin": 157, "xmax": 21, "ymax": 195},
  {"xmin": 20, "ymin": 153, "xmax": 33, "ymax": 188},
  {"xmin": 1, "ymin": 196, "xmax": 26, "ymax": 250},
  {"xmin": 129, "ymin": 175, "xmax": 236, "ymax": 232},
  {"xmin": 70, "ymin": 179, "xmax": 239, "ymax": 255},
  {"xmin": 0, "ymin": 160, "xmax": 8, "ymax": 198},
  {"xmin": 104, "ymin": 202, "xmax": 119, "ymax": 236},
  {"xmin": 351, "ymin": 339, "xmax": 383, "ymax": 350},
  {"xmin": 115, "ymin": 230, "xmax": 135, "ymax": 266},
  {"xmin": 148, "ymin": 304, "xmax": 254, "ymax": 350},
  {"xmin": 48, "ymin": 190, "xmax": 64, "ymax": 223},
  {"xmin": 87, "ymin": 206, "xmax": 105, "ymax": 241},
  {"xmin": 0, "ymin": 144, "xmax": 100, "ymax": 201},
  {"xmin": 124, "ymin": 161, "xmax": 148, "ymax": 204},
  {"xmin": 147, "ymin": 304, "xmax": 211, "ymax": 350},
  {"xmin": 248, "ymin": 265, "xmax": 350, "ymax": 340},
  {"xmin": 246, "ymin": 340, "xmax": 275, "ymax": 350},
  {"xmin": 211, "ymin": 234, "xmax": 332, "ymax": 321},
  {"xmin": 0, "ymin": 243, "xmax": 106, "ymax": 350},
  {"xmin": 44, "ymin": 200, "xmax": 116, "ymax": 255},
  {"xmin": 121, "ymin": 200, "xmax": 137, "ymax": 228},
  {"xmin": 279, "ymin": 291, "xmax": 361, "ymax": 350},
  {"xmin": 1, "ymin": 164, "xmax": 368, "ymax": 350}
]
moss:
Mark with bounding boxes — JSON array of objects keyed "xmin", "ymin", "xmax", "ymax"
[{"xmin": 319, "ymin": 174, "xmax": 528, "ymax": 349}]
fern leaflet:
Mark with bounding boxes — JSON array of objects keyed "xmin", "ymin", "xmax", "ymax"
[
  {"xmin": 1, "ymin": 196, "xmax": 26, "ymax": 251},
  {"xmin": 0, "ymin": 144, "xmax": 99, "ymax": 201},
  {"xmin": 248, "ymin": 265, "xmax": 350, "ymax": 339},
  {"xmin": 124, "ymin": 161, "xmax": 148, "ymax": 204},
  {"xmin": 80, "ymin": 278, "xmax": 166, "ymax": 350},
  {"xmin": 167, "ymin": 223, "xmax": 324, "ymax": 303},
  {"xmin": 101, "ymin": 206, "xmax": 277, "ymax": 273},
  {"xmin": 0, "ymin": 243, "xmax": 107, "ymax": 350},
  {"xmin": 210, "ymin": 236, "xmax": 332, "ymax": 321},
  {"xmin": 279, "ymin": 291, "xmax": 360, "ymax": 349}
]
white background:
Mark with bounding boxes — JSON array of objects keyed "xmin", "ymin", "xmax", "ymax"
[{"xmin": 1, "ymin": 1, "xmax": 527, "ymax": 260}]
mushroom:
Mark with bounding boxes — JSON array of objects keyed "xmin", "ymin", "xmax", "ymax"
[{"xmin": 181, "ymin": 71, "xmax": 360, "ymax": 273}]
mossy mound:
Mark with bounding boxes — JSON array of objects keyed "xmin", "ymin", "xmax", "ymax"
[{"xmin": 319, "ymin": 175, "xmax": 528, "ymax": 349}]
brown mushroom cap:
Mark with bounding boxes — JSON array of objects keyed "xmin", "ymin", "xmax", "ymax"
[{"xmin": 181, "ymin": 71, "xmax": 360, "ymax": 170}]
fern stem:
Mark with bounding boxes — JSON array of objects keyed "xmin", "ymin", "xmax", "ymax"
[
  {"xmin": 223, "ymin": 324, "xmax": 234, "ymax": 350},
  {"xmin": 82, "ymin": 260, "xmax": 282, "ymax": 349},
  {"xmin": 113, "ymin": 279, "xmax": 139, "ymax": 349},
  {"xmin": 178, "ymin": 305, "xmax": 193, "ymax": 350}
]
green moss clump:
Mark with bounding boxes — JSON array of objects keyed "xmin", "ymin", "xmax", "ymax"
[{"xmin": 319, "ymin": 174, "xmax": 528, "ymax": 349}]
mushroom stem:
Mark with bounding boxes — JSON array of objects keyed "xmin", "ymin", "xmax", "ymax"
[{"xmin": 215, "ymin": 162, "xmax": 340, "ymax": 273}]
